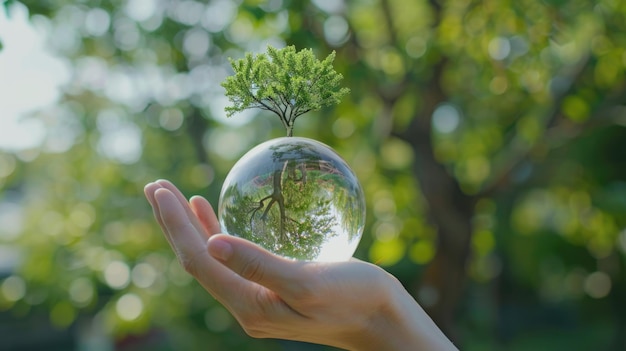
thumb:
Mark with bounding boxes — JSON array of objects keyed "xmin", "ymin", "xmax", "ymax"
[{"xmin": 207, "ymin": 234, "xmax": 305, "ymax": 294}]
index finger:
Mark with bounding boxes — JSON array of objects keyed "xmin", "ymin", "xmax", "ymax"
[{"xmin": 190, "ymin": 195, "xmax": 221, "ymax": 236}]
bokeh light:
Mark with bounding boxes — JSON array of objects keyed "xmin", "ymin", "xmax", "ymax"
[
  {"xmin": 1, "ymin": 0, "xmax": 625, "ymax": 349},
  {"xmin": 116, "ymin": 293, "xmax": 143, "ymax": 321},
  {"xmin": 104, "ymin": 261, "xmax": 131, "ymax": 290}
]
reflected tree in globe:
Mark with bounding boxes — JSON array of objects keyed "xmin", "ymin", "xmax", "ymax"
[{"xmin": 219, "ymin": 137, "xmax": 365, "ymax": 261}]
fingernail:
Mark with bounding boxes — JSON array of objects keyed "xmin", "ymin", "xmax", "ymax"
[
  {"xmin": 208, "ymin": 238, "xmax": 233, "ymax": 262},
  {"xmin": 156, "ymin": 179, "xmax": 171, "ymax": 186}
]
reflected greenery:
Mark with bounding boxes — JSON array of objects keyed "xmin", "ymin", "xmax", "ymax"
[{"xmin": 219, "ymin": 137, "xmax": 364, "ymax": 261}]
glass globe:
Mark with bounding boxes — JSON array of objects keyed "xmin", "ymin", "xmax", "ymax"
[{"xmin": 218, "ymin": 137, "xmax": 365, "ymax": 262}]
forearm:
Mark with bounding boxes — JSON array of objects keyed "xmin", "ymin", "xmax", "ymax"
[
  {"xmin": 389, "ymin": 287, "xmax": 458, "ymax": 351},
  {"xmin": 349, "ymin": 278, "xmax": 458, "ymax": 351}
]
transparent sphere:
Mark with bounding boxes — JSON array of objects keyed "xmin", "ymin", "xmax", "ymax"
[{"xmin": 218, "ymin": 137, "xmax": 365, "ymax": 262}]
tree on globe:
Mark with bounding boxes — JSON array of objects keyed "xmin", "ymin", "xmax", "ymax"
[
  {"xmin": 221, "ymin": 45, "xmax": 350, "ymax": 137},
  {"xmin": 218, "ymin": 46, "xmax": 364, "ymax": 262}
]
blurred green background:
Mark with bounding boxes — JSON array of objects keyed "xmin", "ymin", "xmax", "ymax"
[{"xmin": 0, "ymin": 0, "xmax": 625, "ymax": 350}]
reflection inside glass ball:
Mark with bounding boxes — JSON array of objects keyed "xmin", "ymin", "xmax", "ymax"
[{"xmin": 218, "ymin": 137, "xmax": 365, "ymax": 262}]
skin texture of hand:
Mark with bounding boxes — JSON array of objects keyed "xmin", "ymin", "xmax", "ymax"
[{"xmin": 144, "ymin": 179, "xmax": 458, "ymax": 351}]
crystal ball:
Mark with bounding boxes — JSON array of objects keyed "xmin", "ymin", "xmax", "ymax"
[{"xmin": 218, "ymin": 137, "xmax": 365, "ymax": 262}]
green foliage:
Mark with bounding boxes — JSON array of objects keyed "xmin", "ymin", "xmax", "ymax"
[
  {"xmin": 219, "ymin": 139, "xmax": 360, "ymax": 261},
  {"xmin": 221, "ymin": 45, "xmax": 350, "ymax": 136},
  {"xmin": 222, "ymin": 169, "xmax": 336, "ymax": 261},
  {"xmin": 2, "ymin": 0, "xmax": 626, "ymax": 350}
]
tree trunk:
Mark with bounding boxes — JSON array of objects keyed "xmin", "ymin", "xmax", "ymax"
[{"xmin": 401, "ymin": 62, "xmax": 475, "ymax": 343}]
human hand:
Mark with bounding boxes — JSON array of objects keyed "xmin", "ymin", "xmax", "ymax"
[{"xmin": 144, "ymin": 179, "xmax": 457, "ymax": 351}]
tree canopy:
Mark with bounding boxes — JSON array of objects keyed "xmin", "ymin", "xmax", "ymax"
[{"xmin": 222, "ymin": 45, "xmax": 349, "ymax": 136}]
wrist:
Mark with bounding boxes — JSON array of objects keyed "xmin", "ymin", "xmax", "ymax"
[{"xmin": 351, "ymin": 274, "xmax": 458, "ymax": 351}]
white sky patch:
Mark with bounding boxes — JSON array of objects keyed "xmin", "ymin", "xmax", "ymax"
[
  {"xmin": 0, "ymin": 3, "xmax": 71, "ymax": 151},
  {"xmin": 312, "ymin": 0, "xmax": 345, "ymax": 13},
  {"xmin": 432, "ymin": 103, "xmax": 461, "ymax": 134},
  {"xmin": 0, "ymin": 1, "xmax": 271, "ymax": 155},
  {"xmin": 125, "ymin": 0, "xmax": 159, "ymax": 23},
  {"xmin": 209, "ymin": 94, "xmax": 257, "ymax": 126},
  {"xmin": 202, "ymin": 0, "xmax": 237, "ymax": 33},
  {"xmin": 96, "ymin": 109, "xmax": 142, "ymax": 164},
  {"xmin": 324, "ymin": 15, "xmax": 349, "ymax": 46}
]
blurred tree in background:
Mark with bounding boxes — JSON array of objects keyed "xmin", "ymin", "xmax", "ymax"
[{"xmin": 0, "ymin": 0, "xmax": 625, "ymax": 350}]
